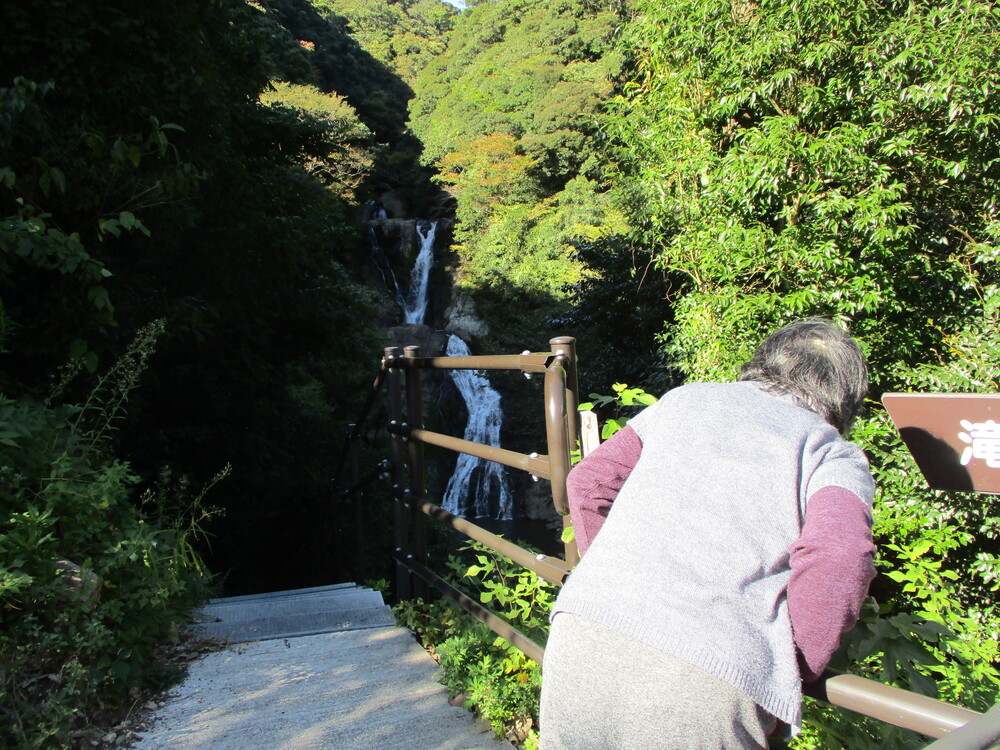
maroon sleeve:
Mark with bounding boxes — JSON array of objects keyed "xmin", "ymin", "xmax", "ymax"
[
  {"xmin": 566, "ymin": 425, "xmax": 642, "ymax": 557},
  {"xmin": 787, "ymin": 486, "xmax": 876, "ymax": 682}
]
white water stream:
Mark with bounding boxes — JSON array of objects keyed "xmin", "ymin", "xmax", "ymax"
[
  {"xmin": 368, "ymin": 217, "xmax": 511, "ymax": 518},
  {"xmin": 441, "ymin": 334, "xmax": 513, "ymax": 520},
  {"xmin": 402, "ymin": 221, "xmax": 437, "ymax": 325}
]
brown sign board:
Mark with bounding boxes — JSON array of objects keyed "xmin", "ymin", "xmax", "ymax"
[{"xmin": 883, "ymin": 393, "xmax": 1000, "ymax": 495}]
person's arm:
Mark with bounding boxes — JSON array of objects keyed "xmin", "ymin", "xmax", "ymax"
[
  {"xmin": 566, "ymin": 425, "xmax": 642, "ymax": 556},
  {"xmin": 787, "ymin": 486, "xmax": 876, "ymax": 681}
]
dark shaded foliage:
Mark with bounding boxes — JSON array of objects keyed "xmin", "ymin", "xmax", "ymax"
[
  {"xmin": 557, "ymin": 235, "xmax": 679, "ymax": 394},
  {"xmin": 0, "ymin": 0, "xmax": 382, "ymax": 599}
]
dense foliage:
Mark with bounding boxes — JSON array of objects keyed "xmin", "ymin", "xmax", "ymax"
[
  {"xmin": 311, "ymin": 0, "xmax": 457, "ymax": 84},
  {"xmin": 0, "ymin": 325, "xmax": 220, "ymax": 748},
  {"xmin": 1, "ymin": 0, "xmax": 386, "ymax": 589},
  {"xmin": 1, "ymin": 1, "xmax": 389, "ymax": 743},
  {"xmin": 259, "ymin": 0, "xmax": 444, "ymax": 212},
  {"xmin": 408, "ymin": 0, "xmax": 630, "ymax": 353},
  {"xmin": 603, "ymin": 0, "xmax": 1000, "ymax": 744},
  {"xmin": 394, "ymin": 540, "xmax": 553, "ymax": 748},
  {"xmin": 608, "ymin": 0, "xmax": 999, "ymax": 382}
]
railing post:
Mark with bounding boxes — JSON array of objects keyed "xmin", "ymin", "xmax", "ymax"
[
  {"xmin": 403, "ymin": 345, "xmax": 427, "ymax": 598},
  {"xmin": 548, "ymin": 337, "xmax": 580, "ymax": 567},
  {"xmin": 347, "ymin": 424, "xmax": 367, "ymax": 584},
  {"xmin": 550, "ymin": 336, "xmax": 581, "ymax": 449},
  {"xmin": 385, "ymin": 346, "xmax": 411, "ymax": 601}
]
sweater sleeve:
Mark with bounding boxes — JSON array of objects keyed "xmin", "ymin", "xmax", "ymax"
[
  {"xmin": 566, "ymin": 425, "xmax": 642, "ymax": 557},
  {"xmin": 787, "ymin": 486, "xmax": 876, "ymax": 682}
]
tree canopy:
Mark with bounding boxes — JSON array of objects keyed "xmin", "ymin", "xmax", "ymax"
[
  {"xmin": 408, "ymin": 0, "xmax": 629, "ymax": 352},
  {"xmin": 604, "ymin": 0, "xmax": 1000, "ymax": 741},
  {"xmin": 312, "ymin": 0, "xmax": 457, "ymax": 84}
]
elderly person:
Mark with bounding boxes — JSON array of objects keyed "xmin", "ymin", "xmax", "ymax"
[{"xmin": 540, "ymin": 318, "xmax": 876, "ymax": 749}]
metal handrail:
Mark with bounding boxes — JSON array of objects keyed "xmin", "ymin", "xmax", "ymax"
[
  {"xmin": 805, "ymin": 672, "xmax": 983, "ymax": 740},
  {"xmin": 388, "ymin": 422, "xmax": 554, "ymax": 479},
  {"xmin": 401, "ymin": 490, "xmax": 572, "ymax": 586},
  {"xmin": 544, "ymin": 354, "xmax": 571, "ymax": 515},
  {"xmin": 381, "ymin": 336, "xmax": 579, "ymax": 611},
  {"xmin": 389, "ymin": 350, "xmax": 553, "ymax": 373},
  {"xmin": 924, "ymin": 701, "xmax": 1000, "ymax": 749}
]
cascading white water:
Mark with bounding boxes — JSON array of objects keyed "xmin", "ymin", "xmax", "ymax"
[
  {"xmin": 442, "ymin": 334, "xmax": 513, "ymax": 520},
  {"xmin": 402, "ymin": 221, "xmax": 437, "ymax": 325},
  {"xmin": 368, "ymin": 227, "xmax": 401, "ymax": 303}
]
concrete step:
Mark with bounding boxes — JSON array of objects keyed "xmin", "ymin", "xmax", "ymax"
[
  {"xmin": 196, "ymin": 588, "xmax": 385, "ymax": 621},
  {"xmin": 185, "ymin": 584, "xmax": 395, "ymax": 643},
  {"xmin": 132, "ymin": 626, "xmax": 514, "ymax": 749},
  {"xmin": 204, "ymin": 582, "xmax": 357, "ymax": 605}
]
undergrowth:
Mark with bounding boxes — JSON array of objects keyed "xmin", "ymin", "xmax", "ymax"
[
  {"xmin": 394, "ymin": 540, "xmax": 555, "ymax": 749},
  {"xmin": 0, "ymin": 322, "xmax": 222, "ymax": 749}
]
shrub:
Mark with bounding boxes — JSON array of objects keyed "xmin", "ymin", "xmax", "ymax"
[
  {"xmin": 394, "ymin": 540, "xmax": 554, "ymax": 746},
  {"xmin": 0, "ymin": 324, "xmax": 219, "ymax": 749}
]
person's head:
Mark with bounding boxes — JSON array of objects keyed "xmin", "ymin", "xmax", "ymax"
[{"xmin": 739, "ymin": 317, "xmax": 868, "ymax": 434}]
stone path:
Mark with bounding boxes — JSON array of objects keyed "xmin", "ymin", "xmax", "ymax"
[{"xmin": 130, "ymin": 585, "xmax": 513, "ymax": 749}]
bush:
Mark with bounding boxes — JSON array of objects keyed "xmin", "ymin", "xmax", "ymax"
[
  {"xmin": 394, "ymin": 540, "xmax": 554, "ymax": 747},
  {"xmin": 0, "ymin": 324, "xmax": 219, "ymax": 749}
]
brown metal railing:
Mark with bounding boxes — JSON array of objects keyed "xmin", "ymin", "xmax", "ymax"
[
  {"xmin": 373, "ymin": 336, "xmax": 996, "ymax": 749},
  {"xmin": 804, "ymin": 672, "xmax": 985, "ymax": 741},
  {"xmin": 382, "ymin": 335, "xmax": 579, "ymax": 666}
]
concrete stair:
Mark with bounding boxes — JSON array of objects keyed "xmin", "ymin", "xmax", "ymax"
[
  {"xmin": 130, "ymin": 584, "xmax": 513, "ymax": 749},
  {"xmin": 185, "ymin": 583, "xmax": 396, "ymax": 643}
]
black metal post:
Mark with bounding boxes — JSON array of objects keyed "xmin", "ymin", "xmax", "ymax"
[
  {"xmin": 384, "ymin": 346, "xmax": 411, "ymax": 601},
  {"xmin": 404, "ymin": 345, "xmax": 427, "ymax": 598}
]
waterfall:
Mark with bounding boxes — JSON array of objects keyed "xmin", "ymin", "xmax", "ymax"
[
  {"xmin": 442, "ymin": 334, "xmax": 513, "ymax": 520},
  {"xmin": 402, "ymin": 221, "xmax": 437, "ymax": 325},
  {"xmin": 364, "ymin": 199, "xmax": 388, "ymax": 220},
  {"xmin": 368, "ymin": 227, "xmax": 402, "ymax": 305}
]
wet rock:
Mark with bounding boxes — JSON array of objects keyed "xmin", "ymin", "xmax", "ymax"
[{"xmin": 444, "ymin": 292, "xmax": 489, "ymax": 341}]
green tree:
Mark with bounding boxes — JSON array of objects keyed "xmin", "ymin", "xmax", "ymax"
[
  {"xmin": 409, "ymin": 0, "xmax": 628, "ymax": 353},
  {"xmin": 602, "ymin": 0, "xmax": 1000, "ymax": 742},
  {"xmin": 607, "ymin": 0, "xmax": 1000, "ymax": 383},
  {"xmin": 1, "ymin": 0, "xmax": 382, "ymax": 599},
  {"xmin": 260, "ymin": 81, "xmax": 376, "ymax": 200},
  {"xmin": 311, "ymin": 0, "xmax": 456, "ymax": 84}
]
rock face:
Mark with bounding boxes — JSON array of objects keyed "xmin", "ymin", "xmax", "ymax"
[
  {"xmin": 378, "ymin": 190, "xmax": 409, "ymax": 220},
  {"xmin": 370, "ymin": 218, "xmax": 420, "ymax": 262},
  {"xmin": 444, "ymin": 292, "xmax": 489, "ymax": 340},
  {"xmin": 382, "ymin": 324, "xmax": 448, "ymax": 356}
]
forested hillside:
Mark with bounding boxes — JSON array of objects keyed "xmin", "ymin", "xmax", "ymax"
[
  {"xmin": 409, "ymin": 0, "xmax": 641, "ymax": 362},
  {"xmin": 2, "ymin": 0, "xmax": 999, "ymax": 746}
]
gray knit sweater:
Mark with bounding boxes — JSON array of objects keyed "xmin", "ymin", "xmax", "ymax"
[{"xmin": 551, "ymin": 381, "xmax": 874, "ymax": 732}]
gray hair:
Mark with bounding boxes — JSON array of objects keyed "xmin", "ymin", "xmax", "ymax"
[{"xmin": 739, "ymin": 318, "xmax": 868, "ymax": 434}]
